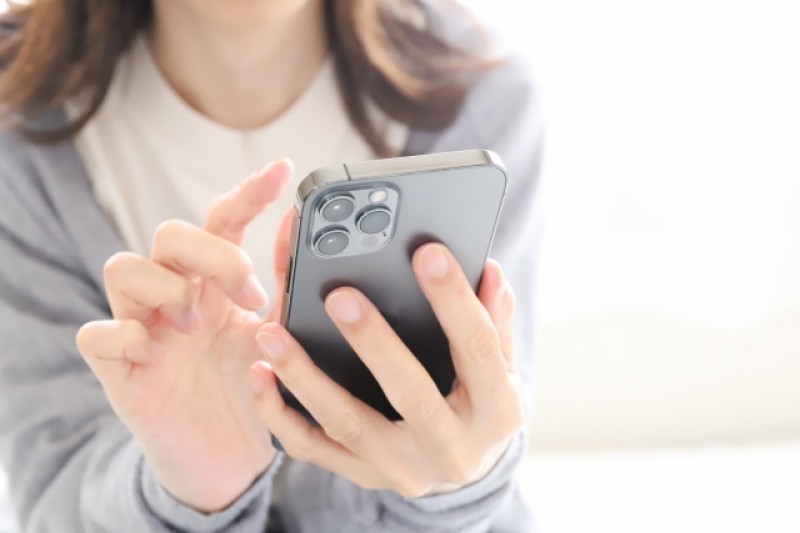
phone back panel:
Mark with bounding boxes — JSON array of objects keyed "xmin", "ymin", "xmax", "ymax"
[{"xmin": 281, "ymin": 151, "xmax": 507, "ymax": 421}]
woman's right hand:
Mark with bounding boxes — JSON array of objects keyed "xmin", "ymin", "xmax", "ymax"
[{"xmin": 76, "ymin": 160, "xmax": 293, "ymax": 513}]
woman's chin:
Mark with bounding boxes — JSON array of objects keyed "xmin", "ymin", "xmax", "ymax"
[{"xmin": 178, "ymin": 0, "xmax": 315, "ymax": 27}]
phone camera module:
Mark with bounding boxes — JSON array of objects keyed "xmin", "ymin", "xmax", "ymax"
[
  {"xmin": 315, "ymin": 228, "xmax": 350, "ymax": 256},
  {"xmin": 357, "ymin": 208, "xmax": 392, "ymax": 235},
  {"xmin": 320, "ymin": 195, "xmax": 354, "ymax": 223},
  {"xmin": 369, "ymin": 188, "xmax": 388, "ymax": 205}
]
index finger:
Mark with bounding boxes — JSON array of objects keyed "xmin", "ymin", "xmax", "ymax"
[{"xmin": 204, "ymin": 159, "xmax": 293, "ymax": 245}]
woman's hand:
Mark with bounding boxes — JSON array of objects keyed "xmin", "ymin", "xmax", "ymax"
[
  {"xmin": 76, "ymin": 160, "xmax": 293, "ymax": 512},
  {"xmin": 251, "ymin": 243, "xmax": 524, "ymax": 498}
]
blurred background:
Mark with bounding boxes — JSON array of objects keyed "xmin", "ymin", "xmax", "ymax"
[
  {"xmin": 1, "ymin": 0, "xmax": 798, "ymax": 532},
  {"xmin": 462, "ymin": 0, "xmax": 800, "ymax": 531}
]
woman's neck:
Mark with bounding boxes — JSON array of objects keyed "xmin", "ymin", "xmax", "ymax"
[{"xmin": 149, "ymin": 0, "xmax": 327, "ymax": 131}]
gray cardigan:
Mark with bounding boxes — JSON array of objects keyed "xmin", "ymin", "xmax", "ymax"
[{"xmin": 0, "ymin": 55, "xmax": 543, "ymax": 532}]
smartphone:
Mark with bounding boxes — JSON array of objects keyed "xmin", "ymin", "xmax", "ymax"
[{"xmin": 279, "ymin": 150, "xmax": 507, "ymax": 422}]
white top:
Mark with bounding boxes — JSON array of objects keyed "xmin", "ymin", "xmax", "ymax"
[{"xmin": 71, "ymin": 37, "xmax": 408, "ymax": 301}]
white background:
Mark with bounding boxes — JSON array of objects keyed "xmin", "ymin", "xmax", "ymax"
[
  {"xmin": 462, "ymin": 0, "xmax": 800, "ymax": 531},
  {"xmin": 464, "ymin": 0, "xmax": 800, "ymax": 448}
]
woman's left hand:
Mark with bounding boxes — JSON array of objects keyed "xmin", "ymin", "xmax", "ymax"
[{"xmin": 250, "ymin": 243, "xmax": 524, "ymax": 498}]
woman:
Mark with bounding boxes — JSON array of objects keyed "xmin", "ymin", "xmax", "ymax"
[{"xmin": 0, "ymin": 0, "xmax": 543, "ymax": 531}]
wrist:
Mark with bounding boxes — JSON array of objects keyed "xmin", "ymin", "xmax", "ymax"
[
  {"xmin": 148, "ymin": 446, "xmax": 278, "ymax": 513},
  {"xmin": 426, "ymin": 433, "xmax": 518, "ymax": 497},
  {"xmin": 139, "ymin": 450, "xmax": 285, "ymax": 531}
]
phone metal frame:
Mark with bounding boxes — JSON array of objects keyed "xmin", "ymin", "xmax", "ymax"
[{"xmin": 281, "ymin": 149, "xmax": 506, "ymax": 322}]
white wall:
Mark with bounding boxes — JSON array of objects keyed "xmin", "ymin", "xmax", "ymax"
[{"xmin": 464, "ymin": 0, "xmax": 800, "ymax": 449}]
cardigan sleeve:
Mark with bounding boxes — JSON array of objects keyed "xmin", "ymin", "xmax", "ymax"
[{"xmin": 0, "ymin": 137, "xmax": 282, "ymax": 533}]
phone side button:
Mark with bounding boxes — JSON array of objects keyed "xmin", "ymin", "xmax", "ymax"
[{"xmin": 284, "ymin": 256, "xmax": 293, "ymax": 294}]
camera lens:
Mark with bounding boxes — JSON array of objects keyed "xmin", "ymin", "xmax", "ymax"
[
  {"xmin": 321, "ymin": 195, "xmax": 354, "ymax": 223},
  {"xmin": 315, "ymin": 228, "xmax": 350, "ymax": 256},
  {"xmin": 357, "ymin": 208, "xmax": 391, "ymax": 234}
]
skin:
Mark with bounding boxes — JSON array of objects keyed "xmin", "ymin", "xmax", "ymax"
[
  {"xmin": 150, "ymin": 0, "xmax": 327, "ymax": 129},
  {"xmin": 252, "ymin": 232, "xmax": 524, "ymax": 498},
  {"xmin": 75, "ymin": 0, "xmax": 525, "ymax": 515}
]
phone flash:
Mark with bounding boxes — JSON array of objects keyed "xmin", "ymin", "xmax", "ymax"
[{"xmin": 369, "ymin": 189, "xmax": 388, "ymax": 204}]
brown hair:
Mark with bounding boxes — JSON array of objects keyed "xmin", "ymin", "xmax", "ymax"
[{"xmin": 0, "ymin": 1, "xmax": 498, "ymax": 156}]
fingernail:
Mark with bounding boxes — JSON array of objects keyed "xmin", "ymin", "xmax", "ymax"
[
  {"xmin": 257, "ymin": 160, "xmax": 277, "ymax": 174},
  {"xmin": 278, "ymin": 157, "xmax": 294, "ymax": 174},
  {"xmin": 242, "ymin": 275, "xmax": 269, "ymax": 308},
  {"xmin": 327, "ymin": 291, "xmax": 361, "ymax": 323},
  {"xmin": 258, "ymin": 158, "xmax": 293, "ymax": 175},
  {"xmin": 184, "ymin": 305, "xmax": 202, "ymax": 330},
  {"xmin": 421, "ymin": 245, "xmax": 449, "ymax": 279},
  {"xmin": 257, "ymin": 332, "xmax": 285, "ymax": 361}
]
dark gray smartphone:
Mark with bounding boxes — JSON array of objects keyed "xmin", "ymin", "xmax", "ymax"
[{"xmin": 279, "ymin": 150, "xmax": 507, "ymax": 422}]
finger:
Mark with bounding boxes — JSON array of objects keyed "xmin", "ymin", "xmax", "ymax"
[
  {"xmin": 268, "ymin": 208, "xmax": 294, "ymax": 323},
  {"xmin": 478, "ymin": 259, "xmax": 516, "ymax": 372},
  {"xmin": 204, "ymin": 159, "xmax": 293, "ymax": 245},
  {"xmin": 104, "ymin": 252, "xmax": 199, "ymax": 332},
  {"xmin": 412, "ymin": 243, "xmax": 508, "ymax": 401},
  {"xmin": 76, "ymin": 319, "xmax": 162, "ymax": 386},
  {"xmin": 273, "ymin": 208, "xmax": 294, "ymax": 281},
  {"xmin": 324, "ymin": 288, "xmax": 459, "ymax": 434},
  {"xmin": 151, "ymin": 220, "xmax": 268, "ymax": 310},
  {"xmin": 250, "ymin": 362, "xmax": 382, "ymax": 490},
  {"xmin": 254, "ymin": 323, "xmax": 403, "ymax": 458}
]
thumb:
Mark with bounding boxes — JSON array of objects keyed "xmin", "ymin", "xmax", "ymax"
[
  {"xmin": 268, "ymin": 208, "xmax": 295, "ymax": 322},
  {"xmin": 273, "ymin": 208, "xmax": 294, "ymax": 280}
]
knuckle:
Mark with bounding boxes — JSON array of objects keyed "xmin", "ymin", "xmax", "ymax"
[
  {"xmin": 214, "ymin": 211, "xmax": 247, "ymax": 235},
  {"xmin": 232, "ymin": 246, "xmax": 255, "ymax": 272},
  {"xmin": 154, "ymin": 219, "xmax": 190, "ymax": 243},
  {"xmin": 395, "ymin": 380, "xmax": 442, "ymax": 424},
  {"xmin": 322, "ymin": 411, "xmax": 362, "ymax": 445},
  {"xmin": 466, "ymin": 326, "xmax": 500, "ymax": 363},
  {"xmin": 283, "ymin": 437, "xmax": 315, "ymax": 463},
  {"xmin": 413, "ymin": 391, "xmax": 443, "ymax": 424},
  {"xmin": 75, "ymin": 323, "xmax": 97, "ymax": 355},
  {"xmin": 164, "ymin": 275, "xmax": 192, "ymax": 305},
  {"xmin": 206, "ymin": 199, "xmax": 225, "ymax": 224},
  {"xmin": 103, "ymin": 251, "xmax": 137, "ymax": 281},
  {"xmin": 211, "ymin": 243, "xmax": 253, "ymax": 279},
  {"xmin": 454, "ymin": 277, "xmax": 475, "ymax": 301}
]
